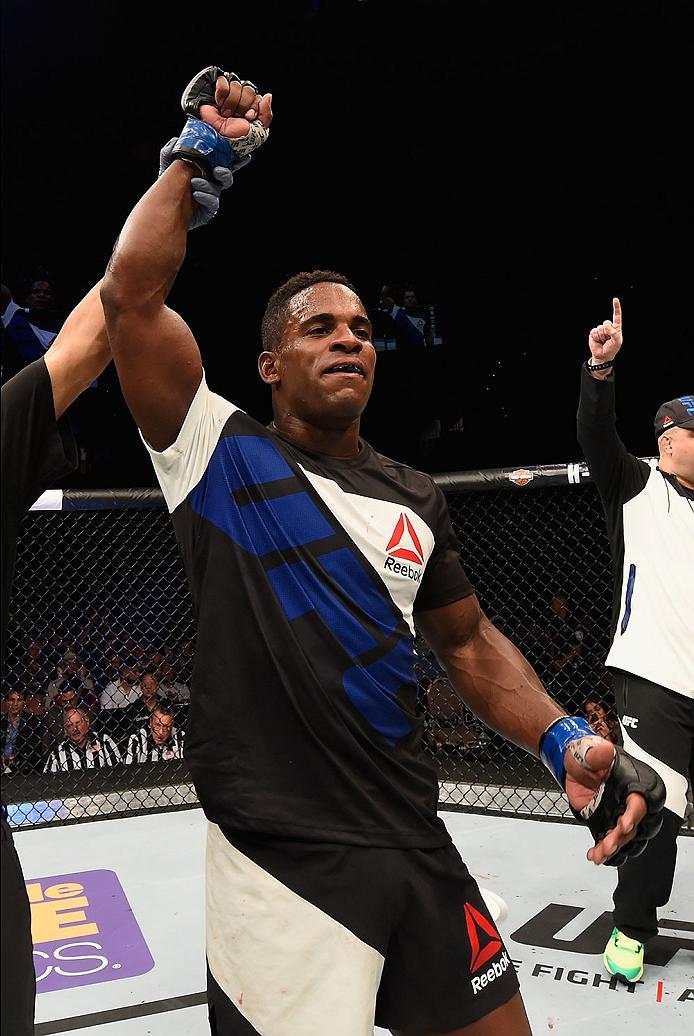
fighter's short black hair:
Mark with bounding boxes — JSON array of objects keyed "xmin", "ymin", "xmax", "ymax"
[{"xmin": 260, "ymin": 270, "xmax": 358, "ymax": 353}]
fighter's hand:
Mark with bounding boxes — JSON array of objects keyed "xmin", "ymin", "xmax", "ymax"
[
  {"xmin": 588, "ymin": 297, "xmax": 623, "ymax": 364},
  {"xmin": 564, "ymin": 736, "xmax": 650, "ymax": 864},
  {"xmin": 200, "ymin": 80, "xmax": 273, "ymax": 141}
]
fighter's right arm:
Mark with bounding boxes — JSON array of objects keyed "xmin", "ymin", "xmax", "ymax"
[
  {"xmin": 101, "ymin": 74, "xmax": 272, "ymax": 453},
  {"xmin": 100, "ymin": 161, "xmax": 204, "ymax": 452}
]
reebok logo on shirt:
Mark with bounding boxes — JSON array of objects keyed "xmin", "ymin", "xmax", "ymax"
[{"xmin": 384, "ymin": 513, "xmax": 424, "ymax": 581}]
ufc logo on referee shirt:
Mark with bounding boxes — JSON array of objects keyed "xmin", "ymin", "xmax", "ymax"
[{"xmin": 622, "ymin": 716, "xmax": 639, "ymax": 729}]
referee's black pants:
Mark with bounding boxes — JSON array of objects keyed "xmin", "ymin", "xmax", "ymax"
[
  {"xmin": 1, "ymin": 812, "xmax": 35, "ymax": 1034},
  {"xmin": 611, "ymin": 670, "xmax": 694, "ymax": 944}
]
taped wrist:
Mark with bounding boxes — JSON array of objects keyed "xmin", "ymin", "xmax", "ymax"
[
  {"xmin": 171, "ymin": 117, "xmax": 236, "ymax": 180},
  {"xmin": 540, "ymin": 716, "xmax": 595, "ymax": 788}
]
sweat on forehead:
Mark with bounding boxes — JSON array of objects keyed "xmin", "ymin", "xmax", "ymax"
[
  {"xmin": 260, "ymin": 270, "xmax": 359, "ymax": 352},
  {"xmin": 287, "ymin": 282, "xmax": 363, "ymax": 320}
]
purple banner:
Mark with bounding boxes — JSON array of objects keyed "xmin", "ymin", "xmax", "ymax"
[{"xmin": 27, "ymin": 869, "xmax": 154, "ymax": 993}]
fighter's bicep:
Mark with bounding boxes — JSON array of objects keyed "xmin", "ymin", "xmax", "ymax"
[{"xmin": 107, "ymin": 303, "xmax": 204, "ymax": 451}]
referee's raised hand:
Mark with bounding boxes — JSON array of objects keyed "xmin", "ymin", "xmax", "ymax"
[{"xmin": 588, "ymin": 297, "xmax": 623, "ymax": 365}]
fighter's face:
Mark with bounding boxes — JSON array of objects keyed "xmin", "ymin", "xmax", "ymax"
[{"xmin": 262, "ymin": 283, "xmax": 376, "ymax": 428}]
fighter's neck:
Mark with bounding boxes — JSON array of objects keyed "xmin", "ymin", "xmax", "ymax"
[{"xmin": 269, "ymin": 417, "xmax": 362, "ymax": 459}]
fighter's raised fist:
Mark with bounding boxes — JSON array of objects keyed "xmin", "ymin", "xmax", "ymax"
[{"xmin": 181, "ymin": 66, "xmax": 272, "ymax": 157}]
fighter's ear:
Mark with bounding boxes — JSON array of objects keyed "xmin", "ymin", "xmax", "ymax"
[{"xmin": 258, "ymin": 350, "xmax": 281, "ymax": 385}]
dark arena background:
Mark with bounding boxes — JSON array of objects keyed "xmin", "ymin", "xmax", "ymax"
[{"xmin": 2, "ymin": 3, "xmax": 692, "ymax": 1034}]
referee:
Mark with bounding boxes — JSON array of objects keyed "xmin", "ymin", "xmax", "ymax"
[
  {"xmin": 43, "ymin": 707, "xmax": 122, "ymax": 773},
  {"xmin": 1, "ymin": 165, "xmax": 230, "ymax": 1034},
  {"xmin": 1, "ymin": 284, "xmax": 111, "ymax": 1035},
  {"xmin": 577, "ymin": 297, "xmax": 694, "ymax": 982},
  {"xmin": 124, "ymin": 705, "xmax": 185, "ymax": 764}
]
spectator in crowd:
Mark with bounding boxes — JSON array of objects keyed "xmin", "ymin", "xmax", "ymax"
[
  {"xmin": 47, "ymin": 649, "xmax": 100, "ymax": 715},
  {"xmin": 22, "ymin": 689, "xmax": 48, "ymax": 720},
  {"xmin": 120, "ymin": 632, "xmax": 138, "ymax": 655},
  {"xmin": 422, "ymin": 676, "xmax": 484, "ymax": 755},
  {"xmin": 99, "ymin": 665, "xmax": 140, "ymax": 711},
  {"xmin": 376, "ymin": 283, "xmax": 443, "ymax": 464},
  {"xmin": 103, "ymin": 652, "xmax": 124, "ymax": 685},
  {"xmin": 379, "ymin": 284, "xmax": 433, "ymax": 350},
  {"xmin": 582, "ymin": 698, "xmax": 621, "ymax": 746},
  {"xmin": 15, "ymin": 636, "xmax": 57, "ymax": 696},
  {"xmin": 1, "ymin": 279, "xmax": 64, "ymax": 382},
  {"xmin": 131, "ymin": 640, "xmax": 151, "ymax": 666},
  {"xmin": 74, "ymin": 615, "xmax": 111, "ymax": 673},
  {"xmin": 505, "ymin": 615, "xmax": 546, "ymax": 674},
  {"xmin": 156, "ymin": 661, "xmax": 190, "ymax": 703},
  {"xmin": 122, "ymin": 671, "xmax": 168, "ymax": 736},
  {"xmin": 582, "ymin": 696, "xmax": 608, "ymax": 721},
  {"xmin": 149, "ymin": 648, "xmax": 167, "ymax": 671},
  {"xmin": 173, "ymin": 637, "xmax": 195, "ymax": 684},
  {"xmin": 47, "ymin": 632, "xmax": 66, "ymax": 659},
  {"xmin": 541, "ymin": 592, "xmax": 595, "ymax": 711},
  {"xmin": 44, "ymin": 706, "xmax": 121, "ymax": 772},
  {"xmin": 3, "ymin": 278, "xmax": 110, "ymax": 478},
  {"xmin": 42, "ymin": 686, "xmax": 90, "ymax": 755},
  {"xmin": 124, "ymin": 704, "xmax": 185, "ymax": 763},
  {"xmin": 1, "ymin": 690, "xmax": 44, "ymax": 774}
]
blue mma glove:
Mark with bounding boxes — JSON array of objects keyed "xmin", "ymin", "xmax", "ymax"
[
  {"xmin": 179, "ymin": 65, "xmax": 270, "ymax": 160},
  {"xmin": 170, "ymin": 117, "xmax": 237, "ymax": 181},
  {"xmin": 541, "ymin": 717, "xmax": 666, "ymax": 867},
  {"xmin": 159, "ymin": 137, "xmax": 249, "ymax": 229}
]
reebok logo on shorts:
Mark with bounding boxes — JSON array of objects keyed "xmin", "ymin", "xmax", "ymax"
[
  {"xmin": 470, "ymin": 951, "xmax": 511, "ymax": 994},
  {"xmin": 464, "ymin": 902, "xmax": 508, "ymax": 993}
]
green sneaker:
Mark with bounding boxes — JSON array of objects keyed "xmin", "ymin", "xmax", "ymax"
[{"xmin": 604, "ymin": 927, "xmax": 644, "ymax": 982}]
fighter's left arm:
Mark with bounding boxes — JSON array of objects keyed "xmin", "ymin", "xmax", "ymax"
[{"xmin": 415, "ymin": 594, "xmax": 665, "ymax": 864}]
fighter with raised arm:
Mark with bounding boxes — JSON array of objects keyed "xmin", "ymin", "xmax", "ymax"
[{"xmin": 100, "ymin": 68, "xmax": 664, "ymax": 1035}]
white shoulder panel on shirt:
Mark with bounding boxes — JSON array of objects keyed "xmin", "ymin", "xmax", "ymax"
[
  {"xmin": 299, "ymin": 467, "xmax": 436, "ymax": 635},
  {"xmin": 140, "ymin": 375, "xmax": 238, "ymax": 513}
]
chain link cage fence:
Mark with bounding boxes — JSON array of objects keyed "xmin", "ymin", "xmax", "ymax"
[{"xmin": 3, "ymin": 461, "xmax": 691, "ymax": 834}]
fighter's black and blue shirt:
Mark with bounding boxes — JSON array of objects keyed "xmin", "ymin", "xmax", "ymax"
[{"xmin": 143, "ymin": 377, "xmax": 473, "ymax": 847}]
